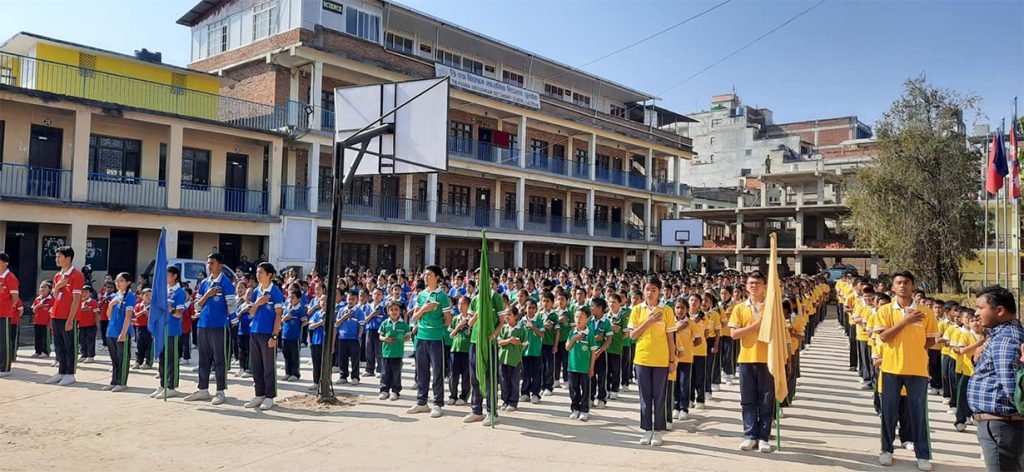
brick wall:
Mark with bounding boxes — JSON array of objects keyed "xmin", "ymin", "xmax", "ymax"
[
  {"xmin": 189, "ymin": 29, "xmax": 305, "ymax": 72},
  {"xmin": 220, "ymin": 62, "xmax": 290, "ymax": 106}
]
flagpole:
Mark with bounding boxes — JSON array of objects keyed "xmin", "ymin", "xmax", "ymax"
[
  {"xmin": 996, "ymin": 171, "xmax": 1002, "ymax": 286},
  {"xmin": 1014, "ymin": 97, "xmax": 1021, "ymax": 300},
  {"xmin": 984, "ymin": 139, "xmax": 990, "ymax": 286}
]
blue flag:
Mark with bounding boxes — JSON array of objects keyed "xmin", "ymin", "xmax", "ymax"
[{"xmin": 148, "ymin": 227, "xmax": 169, "ymax": 357}]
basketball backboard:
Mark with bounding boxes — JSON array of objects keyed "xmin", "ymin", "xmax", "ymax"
[
  {"xmin": 334, "ymin": 77, "xmax": 449, "ymax": 180},
  {"xmin": 660, "ymin": 218, "xmax": 704, "ymax": 247}
]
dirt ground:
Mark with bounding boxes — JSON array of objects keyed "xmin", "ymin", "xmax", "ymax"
[{"xmin": 0, "ymin": 321, "xmax": 985, "ymax": 471}]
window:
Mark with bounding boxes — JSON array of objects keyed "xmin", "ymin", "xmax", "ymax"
[
  {"xmin": 596, "ymin": 154, "xmax": 610, "ymax": 169},
  {"xmin": 345, "ymin": 7, "xmax": 381, "ymax": 43},
  {"xmin": 348, "ymin": 176, "xmax": 373, "ymax": 205},
  {"xmin": 610, "ymin": 104, "xmax": 626, "ymax": 118},
  {"xmin": 177, "ymin": 232, "xmax": 194, "ymax": 259},
  {"xmin": 207, "ymin": 19, "xmax": 228, "ymax": 56},
  {"xmin": 527, "ymin": 252, "xmax": 546, "ymax": 270},
  {"xmin": 252, "ymin": 1, "xmax": 277, "ymax": 41},
  {"xmin": 504, "ymin": 192, "xmax": 516, "ymax": 221},
  {"xmin": 572, "ymin": 92, "xmax": 591, "ymax": 109},
  {"xmin": 544, "ymin": 83, "xmax": 565, "ymax": 98},
  {"xmin": 502, "ymin": 70, "xmax": 524, "ymax": 88},
  {"xmin": 530, "ymin": 139, "xmax": 548, "ymax": 156},
  {"xmin": 448, "ymin": 184, "xmax": 470, "ymax": 214},
  {"xmin": 711, "ymin": 118, "xmax": 722, "ymax": 128},
  {"xmin": 528, "ymin": 196, "xmax": 546, "ymax": 222},
  {"xmin": 551, "ymin": 144, "xmax": 565, "ymax": 159},
  {"xmin": 0, "ymin": 66, "xmax": 14, "ymax": 86},
  {"xmin": 341, "ymin": 243, "xmax": 370, "ymax": 269},
  {"xmin": 573, "ymin": 202, "xmax": 587, "ymax": 221},
  {"xmin": 595, "ymin": 205, "xmax": 608, "ymax": 223},
  {"xmin": 449, "ymin": 121, "xmax": 472, "ymax": 153},
  {"xmin": 462, "ymin": 57, "xmax": 484, "ymax": 76},
  {"xmin": 181, "ymin": 148, "xmax": 211, "ymax": 188},
  {"xmin": 88, "ymin": 135, "xmax": 141, "ymax": 179},
  {"xmin": 446, "ymin": 248, "xmax": 469, "ymax": 271},
  {"xmin": 384, "ymin": 32, "xmax": 414, "ymax": 55},
  {"xmin": 436, "ymin": 49, "xmax": 462, "ymax": 69}
]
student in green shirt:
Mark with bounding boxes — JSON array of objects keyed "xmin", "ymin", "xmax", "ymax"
[
  {"xmin": 498, "ymin": 306, "xmax": 526, "ymax": 412},
  {"xmin": 378, "ymin": 301, "xmax": 410, "ymax": 401},
  {"xmin": 555, "ymin": 293, "xmax": 572, "ymax": 388},
  {"xmin": 518, "ymin": 299, "xmax": 545, "ymax": 404},
  {"xmin": 588, "ymin": 298, "xmax": 614, "ymax": 408},
  {"xmin": 447, "ymin": 296, "xmax": 471, "ymax": 405},
  {"xmin": 539, "ymin": 292, "xmax": 560, "ymax": 395},
  {"xmin": 407, "ymin": 265, "xmax": 452, "ymax": 419},
  {"xmin": 606, "ymin": 293, "xmax": 629, "ymax": 400},
  {"xmin": 464, "ymin": 278, "xmax": 506, "ymax": 425},
  {"xmin": 567, "ymin": 308, "xmax": 597, "ymax": 421}
]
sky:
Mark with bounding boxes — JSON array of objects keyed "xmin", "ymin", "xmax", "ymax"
[{"xmin": 2, "ymin": 0, "xmax": 1022, "ymax": 130}]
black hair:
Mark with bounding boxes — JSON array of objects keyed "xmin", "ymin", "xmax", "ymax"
[
  {"xmin": 167, "ymin": 265, "xmax": 181, "ymax": 281},
  {"xmin": 256, "ymin": 262, "xmax": 276, "ymax": 276},
  {"xmin": 876, "ymin": 293, "xmax": 892, "ymax": 304},
  {"xmin": 207, "ymin": 253, "xmax": 225, "ymax": 264},
  {"xmin": 746, "ymin": 271, "xmax": 767, "ymax": 283},
  {"xmin": 541, "ymin": 291, "xmax": 555, "ymax": 302},
  {"xmin": 56, "ymin": 245, "xmax": 74, "ymax": 260},
  {"xmin": 891, "ymin": 271, "xmax": 916, "ymax": 284},
  {"xmin": 590, "ymin": 297, "xmax": 608, "ymax": 312},
  {"xmin": 424, "ymin": 265, "xmax": 443, "ymax": 279},
  {"xmin": 861, "ymin": 285, "xmax": 876, "ymax": 295},
  {"xmin": 646, "ymin": 277, "xmax": 663, "ymax": 290},
  {"xmin": 115, "ymin": 272, "xmax": 132, "ymax": 284},
  {"xmin": 0, "ymin": 252, "xmax": 9, "ymax": 264},
  {"xmin": 976, "ymin": 285, "xmax": 1017, "ymax": 315}
]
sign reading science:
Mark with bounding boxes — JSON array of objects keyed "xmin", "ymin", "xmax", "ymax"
[{"xmin": 435, "ymin": 64, "xmax": 541, "ymax": 110}]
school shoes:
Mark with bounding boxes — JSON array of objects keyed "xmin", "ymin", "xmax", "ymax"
[
  {"xmin": 132, "ymin": 363, "xmax": 142, "ymax": 370},
  {"xmin": 446, "ymin": 397, "xmax": 456, "ymax": 405},
  {"xmin": 100, "ymin": 384, "xmax": 114, "ymax": 391},
  {"xmin": 244, "ymin": 396, "xmax": 265, "ymax": 408},
  {"xmin": 211, "ymin": 391, "xmax": 226, "ymax": 405},
  {"xmin": 519, "ymin": 394, "xmax": 529, "ymax": 403},
  {"xmin": 506, "ymin": 406, "xmax": 517, "ymax": 413},
  {"xmin": 665, "ymin": 422, "xmax": 673, "ymax": 431},
  {"xmin": 594, "ymin": 400, "xmax": 606, "ymax": 409},
  {"xmin": 640, "ymin": 431, "xmax": 653, "ymax": 446},
  {"xmin": 164, "ymin": 389, "xmax": 179, "ymax": 398},
  {"xmin": 50, "ymin": 361, "xmax": 58, "ymax": 367},
  {"xmin": 651, "ymin": 432, "xmax": 663, "ymax": 446},
  {"xmin": 183, "ymin": 390, "xmax": 212, "ymax": 402},
  {"xmin": 349, "ymin": 378, "xmax": 359, "ymax": 386},
  {"xmin": 482, "ymin": 414, "xmax": 498, "ymax": 426},
  {"xmin": 241, "ymin": 371, "xmax": 252, "ymax": 379},
  {"xmin": 0, "ymin": 371, "xmax": 10, "ymax": 378},
  {"xmin": 758, "ymin": 440, "xmax": 772, "ymax": 453},
  {"xmin": 530, "ymin": 395, "xmax": 541, "ymax": 404},
  {"xmin": 579, "ymin": 412, "xmax": 590, "ymax": 422},
  {"xmin": 407, "ymin": 404, "xmax": 430, "ymax": 414},
  {"xmin": 673, "ymin": 409, "xmax": 682, "ymax": 419},
  {"xmin": 954, "ymin": 422, "xmax": 966, "ymax": 432},
  {"xmin": 336, "ymin": 378, "xmax": 348, "ymax": 385},
  {"xmin": 463, "ymin": 413, "xmax": 484, "ymax": 423},
  {"xmin": 609, "ymin": 392, "xmax": 618, "ymax": 400},
  {"xmin": 235, "ymin": 369, "xmax": 246, "ymax": 377},
  {"xmin": 43, "ymin": 373, "xmax": 63, "ymax": 384},
  {"xmin": 150, "ymin": 388, "xmax": 165, "ymax": 398},
  {"xmin": 711, "ymin": 384, "xmax": 720, "ymax": 392},
  {"xmin": 429, "ymin": 405, "xmax": 444, "ymax": 418},
  {"xmin": 695, "ymin": 402, "xmax": 706, "ymax": 410},
  {"xmin": 569, "ymin": 411, "xmax": 580, "ymax": 419},
  {"xmin": 945, "ymin": 407, "xmax": 956, "ymax": 415},
  {"xmin": 83, "ymin": 357, "xmax": 94, "ymax": 364},
  {"xmin": 378, "ymin": 392, "xmax": 389, "ymax": 400},
  {"xmin": 679, "ymin": 410, "xmax": 689, "ymax": 420},
  {"xmin": 928, "ymin": 388, "xmax": 940, "ymax": 395},
  {"xmin": 389, "ymin": 392, "xmax": 399, "ymax": 401},
  {"xmin": 878, "ymin": 452, "xmax": 893, "ymax": 466},
  {"xmin": 739, "ymin": 439, "xmax": 756, "ymax": 451},
  {"xmin": 259, "ymin": 398, "xmax": 274, "ymax": 411},
  {"xmin": 111, "ymin": 385, "xmax": 127, "ymax": 392},
  {"xmin": 916, "ymin": 459, "xmax": 932, "ymax": 471}
]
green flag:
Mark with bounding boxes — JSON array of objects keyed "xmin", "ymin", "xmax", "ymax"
[{"xmin": 474, "ymin": 231, "xmax": 496, "ymax": 398}]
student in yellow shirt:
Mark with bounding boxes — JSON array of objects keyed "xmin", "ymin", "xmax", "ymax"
[
  {"xmin": 853, "ymin": 286, "xmax": 877, "ymax": 389},
  {"xmin": 938, "ymin": 304, "xmax": 961, "ymax": 413},
  {"xmin": 952, "ymin": 310, "xmax": 984, "ymax": 432},
  {"xmin": 671, "ymin": 298, "xmax": 699, "ymax": 420},
  {"xmin": 845, "ymin": 278, "xmax": 867, "ymax": 374},
  {"xmin": 871, "ymin": 325, "xmax": 915, "ymax": 451},
  {"xmin": 728, "ymin": 271, "xmax": 774, "ymax": 454},
  {"xmin": 703, "ymin": 292, "xmax": 723, "ymax": 395},
  {"xmin": 718, "ymin": 286, "xmax": 738, "ymax": 385},
  {"xmin": 781, "ymin": 297, "xmax": 805, "ymax": 409},
  {"xmin": 628, "ymin": 277, "xmax": 676, "ymax": 447},
  {"xmin": 688, "ymin": 293, "xmax": 708, "ymax": 409},
  {"xmin": 875, "ymin": 271, "xmax": 938, "ymax": 470}
]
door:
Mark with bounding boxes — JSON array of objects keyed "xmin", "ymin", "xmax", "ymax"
[
  {"xmin": 550, "ymin": 198, "xmax": 563, "ymax": 233},
  {"xmin": 548, "ymin": 252, "xmax": 561, "ymax": 269},
  {"xmin": 477, "ymin": 128, "xmax": 492, "ymax": 162},
  {"xmin": 610, "ymin": 256, "xmax": 621, "ymax": 271},
  {"xmin": 611, "ymin": 206, "xmax": 623, "ymax": 238},
  {"xmin": 377, "ymin": 245, "xmax": 396, "ymax": 272},
  {"xmin": 5, "ymin": 223, "xmax": 37, "ymax": 341},
  {"xmin": 218, "ymin": 234, "xmax": 242, "ymax": 270},
  {"xmin": 108, "ymin": 229, "xmax": 138, "ymax": 279},
  {"xmin": 475, "ymin": 187, "xmax": 491, "ymax": 227},
  {"xmin": 380, "ymin": 176, "xmax": 399, "ymax": 218},
  {"xmin": 28, "ymin": 125, "xmax": 63, "ymax": 198},
  {"xmin": 225, "ymin": 153, "xmax": 248, "ymax": 213}
]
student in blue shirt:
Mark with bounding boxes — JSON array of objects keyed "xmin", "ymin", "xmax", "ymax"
[
  {"xmin": 307, "ymin": 297, "xmax": 326, "ymax": 391},
  {"xmin": 364, "ymin": 288, "xmax": 386, "ymax": 378},
  {"xmin": 244, "ymin": 262, "xmax": 284, "ymax": 411},
  {"xmin": 184, "ymin": 253, "xmax": 237, "ymax": 406},
  {"xmin": 153, "ymin": 266, "xmax": 187, "ymax": 399},
  {"xmin": 103, "ymin": 272, "xmax": 134, "ymax": 392},
  {"xmin": 335, "ymin": 291, "xmax": 364, "ymax": 385},
  {"xmin": 280, "ymin": 289, "xmax": 307, "ymax": 381},
  {"xmin": 235, "ymin": 289, "xmax": 254, "ymax": 379}
]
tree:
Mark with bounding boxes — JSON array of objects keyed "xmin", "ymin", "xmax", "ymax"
[{"xmin": 845, "ymin": 76, "xmax": 983, "ymax": 292}]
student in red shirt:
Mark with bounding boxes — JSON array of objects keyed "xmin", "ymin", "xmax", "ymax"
[
  {"xmin": 98, "ymin": 281, "xmax": 115, "ymax": 350},
  {"xmin": 179, "ymin": 288, "xmax": 194, "ymax": 365},
  {"xmin": 46, "ymin": 246, "xmax": 85, "ymax": 386},
  {"xmin": 0, "ymin": 252, "xmax": 19, "ymax": 376},
  {"xmin": 32, "ymin": 281, "xmax": 54, "ymax": 358},
  {"xmin": 76, "ymin": 286, "xmax": 100, "ymax": 364},
  {"xmin": 133, "ymin": 289, "xmax": 153, "ymax": 369}
]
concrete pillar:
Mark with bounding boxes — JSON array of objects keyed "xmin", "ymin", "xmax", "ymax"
[
  {"xmin": 309, "ymin": 141, "xmax": 321, "ymax": 213},
  {"xmin": 645, "ymin": 149, "xmax": 654, "ymax": 191},
  {"xmin": 514, "ymin": 240, "xmax": 524, "ymax": 268},
  {"xmin": 289, "ymin": 67, "xmax": 300, "ymax": 102},
  {"xmin": 566, "ymin": 136, "xmax": 574, "ymax": 176},
  {"xmin": 310, "ymin": 61, "xmax": 324, "ymax": 126},
  {"xmin": 516, "ymin": 177, "xmax": 525, "ymax": 231},
  {"xmin": 643, "ymin": 249, "xmax": 651, "ymax": 271},
  {"xmin": 518, "ymin": 116, "xmax": 527, "ymax": 168},
  {"xmin": 427, "ymin": 173, "xmax": 438, "ymax": 223},
  {"xmin": 269, "ymin": 141, "xmax": 284, "ymax": 215},
  {"xmin": 69, "ymin": 223, "xmax": 88, "ymax": 269},
  {"xmin": 796, "ymin": 183, "xmax": 805, "ymax": 206},
  {"xmin": 403, "ymin": 234, "xmax": 412, "ymax": 270},
  {"xmin": 736, "ymin": 213, "xmax": 745, "ymax": 249},
  {"xmin": 166, "ymin": 124, "xmax": 183, "ymax": 209},
  {"xmin": 564, "ymin": 245, "xmax": 571, "ymax": 266},
  {"xmin": 493, "ymin": 179, "xmax": 503, "ymax": 227},
  {"xmin": 735, "ymin": 255, "xmax": 743, "ymax": 271},
  {"xmin": 403, "ymin": 174, "xmax": 414, "ymax": 220},
  {"xmin": 644, "ymin": 197, "xmax": 652, "ymax": 241},
  {"xmin": 795, "ymin": 210, "xmax": 804, "ymax": 248},
  {"xmin": 588, "ymin": 133, "xmax": 597, "ymax": 181},
  {"xmin": 585, "ymin": 245, "xmax": 594, "ymax": 268},
  {"xmin": 425, "ymin": 234, "xmax": 436, "ymax": 265},
  {"xmin": 816, "ymin": 217, "xmax": 825, "ymax": 240},
  {"xmin": 71, "ymin": 109, "xmax": 91, "ymax": 202},
  {"xmin": 795, "ymin": 254, "xmax": 803, "ymax": 275},
  {"xmin": 674, "ymin": 155, "xmax": 682, "ymax": 195},
  {"xmin": 565, "ymin": 190, "xmax": 572, "ymax": 219},
  {"xmin": 587, "ymin": 189, "xmax": 595, "ymax": 236},
  {"xmin": 267, "ymin": 221, "xmax": 282, "ymax": 267},
  {"xmin": 285, "ymin": 148, "xmax": 297, "ymax": 187},
  {"xmin": 761, "ymin": 183, "xmax": 768, "ymax": 207},
  {"xmin": 870, "ymin": 254, "xmax": 880, "ymax": 278},
  {"xmin": 817, "ymin": 177, "xmax": 825, "ymax": 203}
]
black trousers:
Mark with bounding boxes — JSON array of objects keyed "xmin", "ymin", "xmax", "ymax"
[
  {"xmin": 448, "ymin": 351, "xmax": 470, "ymax": 401},
  {"xmin": 135, "ymin": 326, "xmax": 153, "ymax": 366},
  {"xmin": 590, "ymin": 354, "xmax": 607, "ymax": 402},
  {"xmin": 469, "ymin": 343, "xmax": 498, "ymax": 415},
  {"xmin": 34, "ymin": 324, "xmax": 50, "ymax": 355},
  {"xmin": 238, "ymin": 333, "xmax": 251, "ymax": 372},
  {"xmin": 250, "ymin": 333, "xmax": 276, "ymax": 398},
  {"xmin": 708, "ymin": 338, "xmax": 722, "ymax": 385},
  {"xmin": 381, "ymin": 357, "xmax": 403, "ymax": 394},
  {"xmin": 107, "ymin": 336, "xmax": 130, "ymax": 386},
  {"xmin": 311, "ymin": 344, "xmax": 323, "ymax": 385},
  {"xmin": 720, "ymin": 337, "xmax": 737, "ymax": 376},
  {"xmin": 415, "ymin": 339, "xmax": 445, "ymax": 407},
  {"xmin": 674, "ymin": 362, "xmax": 692, "ymax": 411},
  {"xmin": 78, "ymin": 325, "xmax": 97, "ymax": 358},
  {"xmin": 540, "ymin": 344, "xmax": 555, "ymax": 390},
  {"xmin": 337, "ymin": 338, "xmax": 360, "ymax": 380},
  {"xmin": 178, "ymin": 334, "xmax": 191, "ymax": 360},
  {"xmin": 197, "ymin": 327, "xmax": 228, "ymax": 392},
  {"xmin": 636, "ymin": 365, "xmax": 668, "ymax": 432},
  {"xmin": 0, "ymin": 318, "xmax": 12, "ymax": 372},
  {"xmin": 521, "ymin": 355, "xmax": 542, "ymax": 397},
  {"xmin": 607, "ymin": 353, "xmax": 622, "ymax": 393},
  {"xmin": 621, "ymin": 345, "xmax": 633, "ymax": 385},
  {"xmin": 364, "ymin": 329, "xmax": 381, "ymax": 375},
  {"xmin": 282, "ymin": 338, "xmax": 300, "ymax": 378},
  {"xmin": 568, "ymin": 371, "xmax": 590, "ymax": 413},
  {"xmin": 159, "ymin": 335, "xmax": 180, "ymax": 389},
  {"xmin": 857, "ymin": 340, "xmax": 873, "ymax": 383},
  {"xmin": 500, "ymin": 363, "xmax": 521, "ymax": 406},
  {"xmin": 229, "ymin": 325, "xmax": 239, "ymax": 362},
  {"xmin": 99, "ymin": 320, "xmax": 109, "ymax": 348},
  {"xmin": 927, "ymin": 349, "xmax": 942, "ymax": 390},
  {"xmin": 51, "ymin": 319, "xmax": 75, "ymax": 375},
  {"xmin": 556, "ymin": 347, "xmax": 569, "ymax": 382},
  {"xmin": 943, "ymin": 356, "xmax": 957, "ymax": 405},
  {"xmin": 977, "ymin": 419, "xmax": 1024, "ymax": 472},
  {"xmin": 691, "ymin": 356, "xmax": 707, "ymax": 403},
  {"xmin": 848, "ymin": 326, "xmax": 858, "ymax": 369}
]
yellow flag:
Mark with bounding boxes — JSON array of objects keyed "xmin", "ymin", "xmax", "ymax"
[{"xmin": 757, "ymin": 232, "xmax": 790, "ymax": 402}]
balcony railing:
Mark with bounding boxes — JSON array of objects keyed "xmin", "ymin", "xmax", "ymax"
[
  {"xmin": 1, "ymin": 52, "xmax": 296, "ymax": 133},
  {"xmin": 652, "ymin": 177, "xmax": 676, "ymax": 196},
  {"xmin": 87, "ymin": 173, "xmax": 167, "ymax": 208},
  {"xmin": 447, "ymin": 138, "xmax": 519, "ymax": 167},
  {"xmin": 0, "ymin": 163, "xmax": 71, "ymax": 200},
  {"xmin": 182, "ymin": 184, "xmax": 268, "ymax": 215}
]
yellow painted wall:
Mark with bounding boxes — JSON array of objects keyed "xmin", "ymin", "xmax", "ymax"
[{"xmin": 30, "ymin": 43, "xmax": 222, "ymax": 121}]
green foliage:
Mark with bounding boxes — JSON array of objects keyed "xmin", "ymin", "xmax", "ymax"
[{"xmin": 845, "ymin": 75, "xmax": 983, "ymax": 292}]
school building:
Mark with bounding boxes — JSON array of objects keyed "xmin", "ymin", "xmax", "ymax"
[{"xmin": 0, "ymin": 0, "xmax": 695, "ymax": 291}]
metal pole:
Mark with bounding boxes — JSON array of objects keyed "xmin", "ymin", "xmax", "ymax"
[
  {"xmin": 984, "ymin": 169, "xmax": 989, "ymax": 286},
  {"xmin": 996, "ymin": 173, "xmax": 1002, "ymax": 286}
]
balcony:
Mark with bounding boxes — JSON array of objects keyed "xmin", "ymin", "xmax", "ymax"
[
  {"xmin": 0, "ymin": 52, "xmax": 296, "ymax": 134},
  {"xmin": 447, "ymin": 138, "xmax": 519, "ymax": 167},
  {"xmin": 652, "ymin": 177, "xmax": 676, "ymax": 196},
  {"xmin": 181, "ymin": 184, "xmax": 268, "ymax": 215},
  {"xmin": 0, "ymin": 163, "xmax": 72, "ymax": 201},
  {"xmin": 87, "ymin": 173, "xmax": 166, "ymax": 208}
]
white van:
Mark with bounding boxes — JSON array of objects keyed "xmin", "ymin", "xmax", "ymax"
[{"xmin": 142, "ymin": 259, "xmax": 235, "ymax": 288}]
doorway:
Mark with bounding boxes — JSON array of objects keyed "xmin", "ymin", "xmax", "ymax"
[
  {"xmin": 611, "ymin": 206, "xmax": 623, "ymax": 238},
  {"xmin": 218, "ymin": 234, "xmax": 242, "ymax": 270},
  {"xmin": 28, "ymin": 125, "xmax": 63, "ymax": 198},
  {"xmin": 225, "ymin": 153, "xmax": 248, "ymax": 213},
  {"xmin": 550, "ymin": 198, "xmax": 563, "ymax": 233},
  {"xmin": 477, "ymin": 128, "xmax": 493, "ymax": 162},
  {"xmin": 475, "ymin": 187, "xmax": 491, "ymax": 227},
  {"xmin": 108, "ymin": 229, "xmax": 138, "ymax": 279},
  {"xmin": 381, "ymin": 175, "xmax": 399, "ymax": 218}
]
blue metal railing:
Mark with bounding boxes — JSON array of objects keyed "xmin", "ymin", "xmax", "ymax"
[
  {"xmin": 0, "ymin": 163, "xmax": 71, "ymax": 200},
  {"xmin": 569, "ymin": 160, "xmax": 589, "ymax": 179},
  {"xmin": 447, "ymin": 138, "xmax": 519, "ymax": 167},
  {"xmin": 596, "ymin": 166, "xmax": 627, "ymax": 186},
  {"xmin": 281, "ymin": 184, "xmax": 310, "ymax": 213},
  {"xmin": 628, "ymin": 172, "xmax": 647, "ymax": 190},
  {"xmin": 87, "ymin": 173, "xmax": 166, "ymax": 207},
  {"xmin": 181, "ymin": 184, "xmax": 268, "ymax": 215},
  {"xmin": 652, "ymin": 177, "xmax": 676, "ymax": 196}
]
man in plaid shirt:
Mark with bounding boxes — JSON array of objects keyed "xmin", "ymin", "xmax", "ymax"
[{"xmin": 967, "ymin": 286, "xmax": 1024, "ymax": 472}]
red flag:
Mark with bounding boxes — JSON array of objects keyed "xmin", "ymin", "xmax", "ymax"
[
  {"xmin": 1011, "ymin": 117, "xmax": 1021, "ymax": 200},
  {"xmin": 987, "ymin": 133, "xmax": 1008, "ymax": 195}
]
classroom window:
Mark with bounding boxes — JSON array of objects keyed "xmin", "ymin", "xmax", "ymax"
[
  {"xmin": 252, "ymin": 1, "xmax": 277, "ymax": 41},
  {"xmin": 502, "ymin": 70, "xmax": 524, "ymax": 88},
  {"xmin": 551, "ymin": 144, "xmax": 565, "ymax": 159},
  {"xmin": 348, "ymin": 176, "xmax": 373, "ymax": 205},
  {"xmin": 346, "ymin": 7, "xmax": 381, "ymax": 43},
  {"xmin": 610, "ymin": 104, "xmax": 626, "ymax": 118},
  {"xmin": 528, "ymin": 196, "xmax": 546, "ymax": 222},
  {"xmin": 0, "ymin": 66, "xmax": 14, "ymax": 86},
  {"xmin": 526, "ymin": 252, "xmax": 545, "ymax": 269},
  {"xmin": 462, "ymin": 57, "xmax": 484, "ymax": 76},
  {"xmin": 181, "ymin": 148, "xmax": 212, "ymax": 188},
  {"xmin": 88, "ymin": 135, "xmax": 141, "ymax": 179},
  {"xmin": 530, "ymin": 139, "xmax": 548, "ymax": 156},
  {"xmin": 573, "ymin": 202, "xmax": 587, "ymax": 221},
  {"xmin": 572, "ymin": 92, "xmax": 591, "ymax": 109},
  {"xmin": 448, "ymin": 184, "xmax": 470, "ymax": 214},
  {"xmin": 543, "ymin": 83, "xmax": 565, "ymax": 98},
  {"xmin": 436, "ymin": 49, "xmax": 462, "ymax": 69},
  {"xmin": 445, "ymin": 248, "xmax": 469, "ymax": 270},
  {"xmin": 384, "ymin": 32, "xmax": 414, "ymax": 55},
  {"xmin": 595, "ymin": 205, "xmax": 608, "ymax": 223},
  {"xmin": 449, "ymin": 121, "xmax": 472, "ymax": 152},
  {"xmin": 596, "ymin": 154, "xmax": 610, "ymax": 169},
  {"xmin": 207, "ymin": 19, "xmax": 228, "ymax": 56},
  {"xmin": 341, "ymin": 243, "xmax": 370, "ymax": 269}
]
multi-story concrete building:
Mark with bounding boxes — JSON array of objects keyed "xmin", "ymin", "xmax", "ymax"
[
  {"xmin": 666, "ymin": 92, "xmax": 872, "ymax": 187},
  {"xmin": 0, "ymin": 0, "xmax": 695, "ymax": 289}
]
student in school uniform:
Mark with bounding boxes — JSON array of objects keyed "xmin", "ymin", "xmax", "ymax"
[
  {"xmin": 852, "ymin": 286, "xmax": 876, "ymax": 390},
  {"xmin": 702, "ymin": 293, "xmax": 723, "ymax": 396},
  {"xmin": 183, "ymin": 253, "xmax": 237, "ymax": 406},
  {"xmin": 447, "ymin": 296, "xmax": 472, "ymax": 405},
  {"xmin": 871, "ymin": 332, "xmax": 915, "ymax": 451},
  {"xmin": 47, "ymin": 246, "xmax": 85, "ymax": 386},
  {"xmin": 98, "ymin": 281, "xmax": 114, "ymax": 350},
  {"xmin": 687, "ymin": 293, "xmax": 708, "ymax": 410},
  {"xmin": 103, "ymin": 273, "xmax": 135, "ymax": 392},
  {"xmin": 952, "ymin": 311, "xmax": 983, "ymax": 432},
  {"xmin": 378, "ymin": 301, "xmax": 409, "ymax": 401},
  {"xmin": 363, "ymin": 288, "xmax": 386, "ymax": 378},
  {"xmin": 463, "ymin": 275, "xmax": 505, "ymax": 425},
  {"xmin": 76, "ymin": 286, "xmax": 100, "ymax": 364},
  {"xmin": 179, "ymin": 288, "xmax": 194, "ymax": 366},
  {"xmin": 874, "ymin": 271, "xmax": 938, "ymax": 471},
  {"xmin": 497, "ymin": 306, "xmax": 526, "ymax": 412},
  {"xmin": 939, "ymin": 306, "xmax": 961, "ymax": 413},
  {"xmin": 538, "ymin": 292, "xmax": 560, "ymax": 396},
  {"xmin": 132, "ymin": 289, "xmax": 153, "ymax": 370},
  {"xmin": 587, "ymin": 298, "xmax": 613, "ymax": 409},
  {"xmin": 31, "ymin": 282, "xmax": 54, "ymax": 358},
  {"xmin": 336, "ymin": 290, "xmax": 364, "ymax": 385},
  {"xmin": 306, "ymin": 295, "xmax": 326, "ymax": 391},
  {"xmin": 672, "ymin": 297, "xmax": 695, "ymax": 420},
  {"xmin": 628, "ymin": 277, "xmax": 676, "ymax": 447},
  {"xmin": 153, "ymin": 266, "xmax": 187, "ymax": 399},
  {"xmin": 234, "ymin": 288, "xmax": 254, "ymax": 379},
  {"xmin": 407, "ymin": 265, "xmax": 452, "ymax": 418},
  {"xmin": 566, "ymin": 308, "xmax": 596, "ymax": 421},
  {"xmin": 718, "ymin": 286, "xmax": 737, "ymax": 386},
  {"xmin": 729, "ymin": 271, "xmax": 775, "ymax": 454},
  {"xmin": 554, "ymin": 292, "xmax": 572, "ymax": 388},
  {"xmin": 280, "ymin": 289, "xmax": 307, "ymax": 382},
  {"xmin": 519, "ymin": 299, "xmax": 545, "ymax": 405},
  {"xmin": 605, "ymin": 293, "xmax": 629, "ymax": 400},
  {"xmin": 245, "ymin": 262, "xmax": 284, "ymax": 411},
  {"xmin": 0, "ymin": 252, "xmax": 18, "ymax": 376},
  {"xmin": 620, "ymin": 292, "xmax": 637, "ymax": 391}
]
